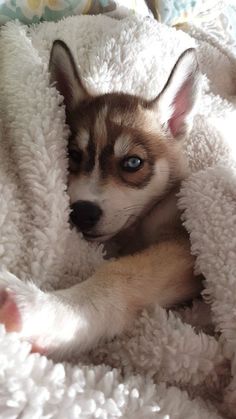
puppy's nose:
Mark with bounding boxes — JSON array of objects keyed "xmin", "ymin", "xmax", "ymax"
[{"xmin": 70, "ymin": 200, "xmax": 102, "ymax": 231}]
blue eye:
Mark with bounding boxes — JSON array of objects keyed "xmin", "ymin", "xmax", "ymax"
[{"xmin": 121, "ymin": 156, "xmax": 143, "ymax": 172}]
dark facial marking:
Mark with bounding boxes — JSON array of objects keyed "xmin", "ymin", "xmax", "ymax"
[
  {"xmin": 99, "ymin": 144, "xmax": 114, "ymax": 177},
  {"xmin": 67, "ymin": 92, "xmax": 170, "ymax": 189},
  {"xmin": 84, "ymin": 137, "xmax": 96, "ymax": 173},
  {"xmin": 68, "ymin": 135, "xmax": 82, "ymax": 173}
]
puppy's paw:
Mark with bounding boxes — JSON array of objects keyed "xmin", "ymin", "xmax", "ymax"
[
  {"xmin": 0, "ymin": 288, "xmax": 22, "ymax": 332},
  {"xmin": 0, "ymin": 271, "xmax": 121, "ymax": 359},
  {"xmin": 0, "ymin": 271, "xmax": 49, "ymax": 353},
  {"xmin": 0, "ymin": 271, "xmax": 83, "ymax": 357}
]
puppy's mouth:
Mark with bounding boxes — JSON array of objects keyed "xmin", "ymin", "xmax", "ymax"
[
  {"xmin": 83, "ymin": 232, "xmax": 114, "ymax": 242},
  {"xmin": 82, "ymin": 215, "xmax": 138, "ymax": 243}
]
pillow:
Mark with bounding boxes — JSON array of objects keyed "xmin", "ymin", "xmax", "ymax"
[
  {"xmin": 147, "ymin": 0, "xmax": 224, "ymax": 26},
  {"xmin": 0, "ymin": 0, "xmax": 151, "ymax": 25},
  {"xmin": 0, "ymin": 1, "xmax": 226, "ymax": 32}
]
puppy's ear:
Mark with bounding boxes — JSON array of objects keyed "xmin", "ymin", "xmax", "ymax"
[
  {"xmin": 49, "ymin": 40, "xmax": 90, "ymax": 114},
  {"xmin": 149, "ymin": 48, "xmax": 200, "ymax": 140}
]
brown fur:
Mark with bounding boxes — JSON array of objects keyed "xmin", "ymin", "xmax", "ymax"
[
  {"xmin": 68, "ymin": 93, "xmax": 185, "ymax": 190},
  {"xmin": 51, "ymin": 43, "xmax": 202, "ymax": 303},
  {"xmin": 49, "ymin": 40, "xmax": 202, "ymax": 302},
  {"xmin": 0, "ymin": 42, "xmax": 203, "ymax": 359}
]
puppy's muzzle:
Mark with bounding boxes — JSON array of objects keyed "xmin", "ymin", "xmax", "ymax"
[{"xmin": 70, "ymin": 200, "xmax": 102, "ymax": 233}]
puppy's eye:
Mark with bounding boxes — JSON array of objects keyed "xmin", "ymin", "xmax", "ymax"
[
  {"xmin": 68, "ymin": 149, "xmax": 83, "ymax": 173},
  {"xmin": 68, "ymin": 149, "xmax": 82, "ymax": 163},
  {"xmin": 120, "ymin": 156, "xmax": 143, "ymax": 172}
]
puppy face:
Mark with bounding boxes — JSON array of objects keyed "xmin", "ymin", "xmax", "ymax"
[{"xmin": 49, "ymin": 41, "xmax": 200, "ymax": 241}]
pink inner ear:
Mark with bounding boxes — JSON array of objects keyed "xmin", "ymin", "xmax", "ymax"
[{"xmin": 169, "ymin": 79, "xmax": 192, "ymax": 138}]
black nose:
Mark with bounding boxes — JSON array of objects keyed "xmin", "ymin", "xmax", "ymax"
[{"xmin": 70, "ymin": 200, "xmax": 102, "ymax": 231}]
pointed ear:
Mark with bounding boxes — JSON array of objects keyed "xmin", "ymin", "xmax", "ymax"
[
  {"xmin": 49, "ymin": 40, "xmax": 91, "ymax": 114},
  {"xmin": 149, "ymin": 48, "xmax": 200, "ymax": 140}
]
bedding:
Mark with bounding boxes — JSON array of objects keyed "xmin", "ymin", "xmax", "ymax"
[{"xmin": 0, "ymin": 13, "xmax": 236, "ymax": 418}]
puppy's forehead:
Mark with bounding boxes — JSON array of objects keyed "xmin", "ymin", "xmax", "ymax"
[
  {"xmin": 73, "ymin": 94, "xmax": 159, "ymax": 155},
  {"xmin": 72, "ymin": 103, "xmax": 108, "ymax": 151},
  {"xmin": 78, "ymin": 129, "xmax": 90, "ymax": 151},
  {"xmin": 74, "ymin": 102, "xmax": 135, "ymax": 147},
  {"xmin": 93, "ymin": 105, "xmax": 108, "ymax": 150}
]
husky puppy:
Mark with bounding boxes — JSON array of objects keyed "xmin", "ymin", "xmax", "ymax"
[{"xmin": 0, "ymin": 41, "xmax": 202, "ymax": 358}]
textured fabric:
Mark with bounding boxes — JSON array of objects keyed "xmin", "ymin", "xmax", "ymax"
[
  {"xmin": 0, "ymin": 0, "xmax": 227, "ymax": 26},
  {"xmin": 189, "ymin": 1, "xmax": 236, "ymax": 55},
  {"xmin": 0, "ymin": 14, "xmax": 236, "ymax": 418},
  {"xmin": 149, "ymin": 0, "xmax": 224, "ymax": 25},
  {"xmin": 0, "ymin": 0, "xmax": 95, "ymax": 24},
  {"xmin": 0, "ymin": 0, "xmax": 151, "ymax": 25}
]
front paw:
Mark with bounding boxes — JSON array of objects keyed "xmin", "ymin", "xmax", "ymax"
[
  {"xmin": 0, "ymin": 271, "xmax": 51, "ymax": 354},
  {"xmin": 0, "ymin": 287, "xmax": 22, "ymax": 332},
  {"xmin": 0, "ymin": 270, "xmax": 121, "ymax": 359}
]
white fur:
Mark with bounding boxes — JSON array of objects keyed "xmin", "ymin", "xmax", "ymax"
[
  {"xmin": 0, "ymin": 270, "xmax": 126, "ymax": 357},
  {"xmin": 68, "ymin": 159, "xmax": 170, "ymax": 239},
  {"xmin": 114, "ymin": 134, "xmax": 132, "ymax": 158},
  {"xmin": 77, "ymin": 129, "xmax": 90, "ymax": 151}
]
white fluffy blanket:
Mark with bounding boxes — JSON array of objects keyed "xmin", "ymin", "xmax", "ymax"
[{"xmin": 0, "ymin": 15, "xmax": 236, "ymax": 418}]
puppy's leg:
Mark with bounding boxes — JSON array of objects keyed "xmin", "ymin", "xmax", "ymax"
[{"xmin": 0, "ymin": 238, "xmax": 201, "ymax": 358}]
